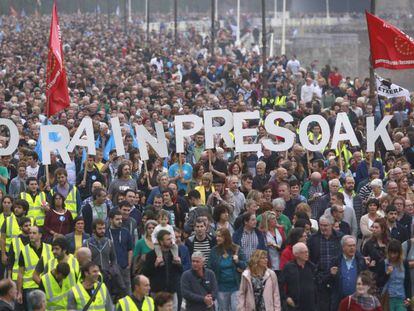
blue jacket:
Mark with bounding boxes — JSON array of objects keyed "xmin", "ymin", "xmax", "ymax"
[
  {"xmin": 64, "ymin": 232, "xmax": 90, "ymax": 254},
  {"xmin": 232, "ymin": 227, "xmax": 267, "ymax": 252},
  {"xmin": 329, "ymin": 252, "xmax": 367, "ymax": 311},
  {"xmin": 355, "ymin": 160, "xmax": 384, "ymax": 186}
]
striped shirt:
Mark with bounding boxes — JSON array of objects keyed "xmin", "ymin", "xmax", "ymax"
[
  {"xmin": 193, "ymin": 237, "xmax": 212, "ymax": 265},
  {"xmin": 241, "ymin": 229, "xmax": 259, "ymax": 261}
]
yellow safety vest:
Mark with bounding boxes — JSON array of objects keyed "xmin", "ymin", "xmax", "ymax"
[
  {"xmin": 3, "ymin": 213, "xmax": 21, "ymax": 252},
  {"xmin": 21, "ymin": 242, "xmax": 52, "ymax": 289},
  {"xmin": 41, "ymin": 271, "xmax": 72, "ymax": 310},
  {"xmin": 51, "ymin": 187, "xmax": 78, "ymax": 218},
  {"xmin": 117, "ymin": 295, "xmax": 154, "ymax": 311},
  {"xmin": 335, "ymin": 144, "xmax": 353, "ymax": 169},
  {"xmin": 71, "ymin": 282, "xmax": 108, "ymax": 311},
  {"xmin": 274, "ymin": 96, "xmax": 287, "ymax": 108},
  {"xmin": 11, "ymin": 237, "xmax": 24, "ymax": 280},
  {"xmin": 20, "ymin": 192, "xmax": 46, "ymax": 226},
  {"xmin": 45, "ymin": 254, "xmax": 79, "ymax": 287}
]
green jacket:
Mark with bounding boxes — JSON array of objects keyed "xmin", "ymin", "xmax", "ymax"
[{"xmin": 301, "ymin": 180, "xmax": 329, "ymax": 200}]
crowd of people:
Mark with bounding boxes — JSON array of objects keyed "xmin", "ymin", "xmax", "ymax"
[{"xmin": 0, "ymin": 8, "xmax": 413, "ymax": 311}]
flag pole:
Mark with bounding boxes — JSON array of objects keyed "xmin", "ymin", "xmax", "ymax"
[{"xmin": 368, "ymin": 0, "xmax": 377, "ymax": 108}]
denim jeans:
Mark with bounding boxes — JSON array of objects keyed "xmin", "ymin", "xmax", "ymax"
[
  {"xmin": 389, "ymin": 297, "xmax": 406, "ymax": 311},
  {"xmin": 217, "ymin": 291, "xmax": 238, "ymax": 311}
]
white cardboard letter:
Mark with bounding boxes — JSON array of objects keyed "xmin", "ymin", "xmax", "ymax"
[
  {"xmin": 110, "ymin": 117, "xmax": 125, "ymax": 158},
  {"xmin": 233, "ymin": 111, "xmax": 261, "ymax": 152},
  {"xmin": 330, "ymin": 112, "xmax": 360, "ymax": 149},
  {"xmin": 0, "ymin": 119, "xmax": 19, "ymax": 156},
  {"xmin": 135, "ymin": 122, "xmax": 168, "ymax": 161},
  {"xmin": 203, "ymin": 109, "xmax": 234, "ymax": 149},
  {"xmin": 67, "ymin": 117, "xmax": 96, "ymax": 155},
  {"xmin": 41, "ymin": 125, "xmax": 71, "ymax": 165},
  {"xmin": 299, "ymin": 115, "xmax": 330, "ymax": 151},
  {"xmin": 263, "ymin": 112, "xmax": 295, "ymax": 152},
  {"xmin": 366, "ymin": 116, "xmax": 394, "ymax": 152},
  {"xmin": 175, "ymin": 114, "xmax": 203, "ymax": 153}
]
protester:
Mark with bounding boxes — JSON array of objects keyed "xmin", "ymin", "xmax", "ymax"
[
  {"xmin": 181, "ymin": 251, "xmax": 218, "ymax": 311},
  {"xmin": 338, "ymin": 271, "xmax": 382, "ymax": 311},
  {"xmin": 208, "ymin": 228, "xmax": 246, "ymax": 311},
  {"xmin": 281, "ymin": 242, "xmax": 318, "ymax": 311},
  {"xmin": 238, "ymin": 249, "xmax": 281, "ymax": 310},
  {"xmin": 1, "ymin": 6, "xmax": 414, "ymax": 310}
]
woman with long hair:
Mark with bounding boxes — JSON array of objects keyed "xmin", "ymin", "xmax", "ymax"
[
  {"xmin": 362, "ymin": 218, "xmax": 389, "ymax": 265},
  {"xmin": 279, "ymin": 227, "xmax": 307, "ymax": 270},
  {"xmin": 259, "ymin": 211, "xmax": 285, "ymax": 274},
  {"xmin": 360, "ymin": 198, "xmax": 381, "ymax": 243},
  {"xmin": 195, "ymin": 172, "xmax": 215, "ymax": 205},
  {"xmin": 238, "ymin": 250, "xmax": 281, "ymax": 310},
  {"xmin": 338, "ymin": 271, "xmax": 382, "ymax": 311},
  {"xmin": 397, "ymin": 174, "xmax": 414, "ymax": 202},
  {"xmin": 377, "ymin": 239, "xmax": 411, "ymax": 310},
  {"xmin": 212, "ymin": 205, "xmax": 234, "ymax": 235},
  {"xmin": 133, "ymin": 220, "xmax": 157, "ymax": 274},
  {"xmin": 208, "ymin": 228, "xmax": 246, "ymax": 311},
  {"xmin": 189, "ymin": 162, "xmax": 205, "ymax": 190},
  {"xmin": 290, "ymin": 155, "xmax": 307, "ymax": 184},
  {"xmin": 228, "ymin": 162, "xmax": 242, "ymax": 184},
  {"xmin": 44, "ymin": 192, "xmax": 73, "ymax": 241}
]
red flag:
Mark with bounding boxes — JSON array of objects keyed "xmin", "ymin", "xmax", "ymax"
[
  {"xmin": 366, "ymin": 11, "xmax": 414, "ymax": 70},
  {"xmin": 9, "ymin": 6, "xmax": 18, "ymax": 17},
  {"xmin": 46, "ymin": 2, "xmax": 70, "ymax": 117}
]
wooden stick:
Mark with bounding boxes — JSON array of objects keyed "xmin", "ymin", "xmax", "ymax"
[
  {"xmin": 82, "ymin": 157, "xmax": 88, "ymax": 184},
  {"xmin": 338, "ymin": 142, "xmax": 343, "ymax": 172},
  {"xmin": 45, "ymin": 164, "xmax": 50, "ymax": 186},
  {"xmin": 208, "ymin": 150, "xmax": 212, "ymax": 168},
  {"xmin": 369, "ymin": 152, "xmax": 373, "ymax": 169},
  {"xmin": 238, "ymin": 153, "xmax": 242, "ymax": 170},
  {"xmin": 306, "ymin": 149, "xmax": 312, "ymax": 176},
  {"xmin": 178, "ymin": 153, "xmax": 183, "ymax": 173},
  {"xmin": 144, "ymin": 160, "xmax": 151, "ymax": 187}
]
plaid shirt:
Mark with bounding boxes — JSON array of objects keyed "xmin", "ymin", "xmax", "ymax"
[
  {"xmin": 241, "ymin": 229, "xmax": 259, "ymax": 261},
  {"xmin": 319, "ymin": 235, "xmax": 339, "ymax": 271}
]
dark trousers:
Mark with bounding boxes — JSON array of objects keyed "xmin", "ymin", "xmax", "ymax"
[{"xmin": 318, "ymin": 285, "xmax": 332, "ymax": 311}]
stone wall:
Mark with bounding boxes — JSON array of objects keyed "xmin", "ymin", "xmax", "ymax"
[{"xmin": 287, "ymin": 33, "xmax": 360, "ymax": 76}]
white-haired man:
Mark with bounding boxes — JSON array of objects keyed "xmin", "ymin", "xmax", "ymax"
[
  {"xmin": 281, "ymin": 242, "xmax": 317, "ymax": 310},
  {"xmin": 328, "ymin": 235, "xmax": 368, "ymax": 310},
  {"xmin": 181, "ymin": 251, "xmax": 218, "ymax": 311}
]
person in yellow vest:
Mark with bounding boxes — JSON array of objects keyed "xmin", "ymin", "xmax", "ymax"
[
  {"xmin": 20, "ymin": 177, "xmax": 49, "ymax": 227},
  {"xmin": 67, "ymin": 261, "xmax": 113, "ymax": 310},
  {"xmin": 116, "ymin": 274, "xmax": 154, "ymax": 311},
  {"xmin": 51, "ymin": 168, "xmax": 81, "ymax": 219},
  {"xmin": 0, "ymin": 196, "xmax": 15, "ymax": 275},
  {"xmin": 16, "ymin": 225, "xmax": 52, "ymax": 306},
  {"xmin": 33, "ymin": 237, "xmax": 79, "ymax": 288},
  {"xmin": 7, "ymin": 216, "xmax": 31, "ymax": 281},
  {"xmin": 1, "ymin": 199, "xmax": 30, "ymax": 272},
  {"xmin": 39, "ymin": 262, "xmax": 71, "ymax": 310}
]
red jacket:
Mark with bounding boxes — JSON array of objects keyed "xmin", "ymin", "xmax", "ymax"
[{"xmin": 280, "ymin": 244, "xmax": 294, "ymax": 270}]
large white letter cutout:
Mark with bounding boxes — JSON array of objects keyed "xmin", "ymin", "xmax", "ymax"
[
  {"xmin": 233, "ymin": 111, "xmax": 261, "ymax": 153},
  {"xmin": 330, "ymin": 112, "xmax": 360, "ymax": 150},
  {"xmin": 135, "ymin": 122, "xmax": 168, "ymax": 161},
  {"xmin": 203, "ymin": 109, "xmax": 234, "ymax": 149},
  {"xmin": 41, "ymin": 125, "xmax": 71, "ymax": 165},
  {"xmin": 110, "ymin": 117, "xmax": 125, "ymax": 158},
  {"xmin": 174, "ymin": 114, "xmax": 203, "ymax": 154},
  {"xmin": 67, "ymin": 117, "xmax": 96, "ymax": 155},
  {"xmin": 299, "ymin": 115, "xmax": 330, "ymax": 151},
  {"xmin": 263, "ymin": 112, "xmax": 295, "ymax": 152},
  {"xmin": 366, "ymin": 116, "xmax": 394, "ymax": 152},
  {"xmin": 0, "ymin": 119, "xmax": 19, "ymax": 156}
]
